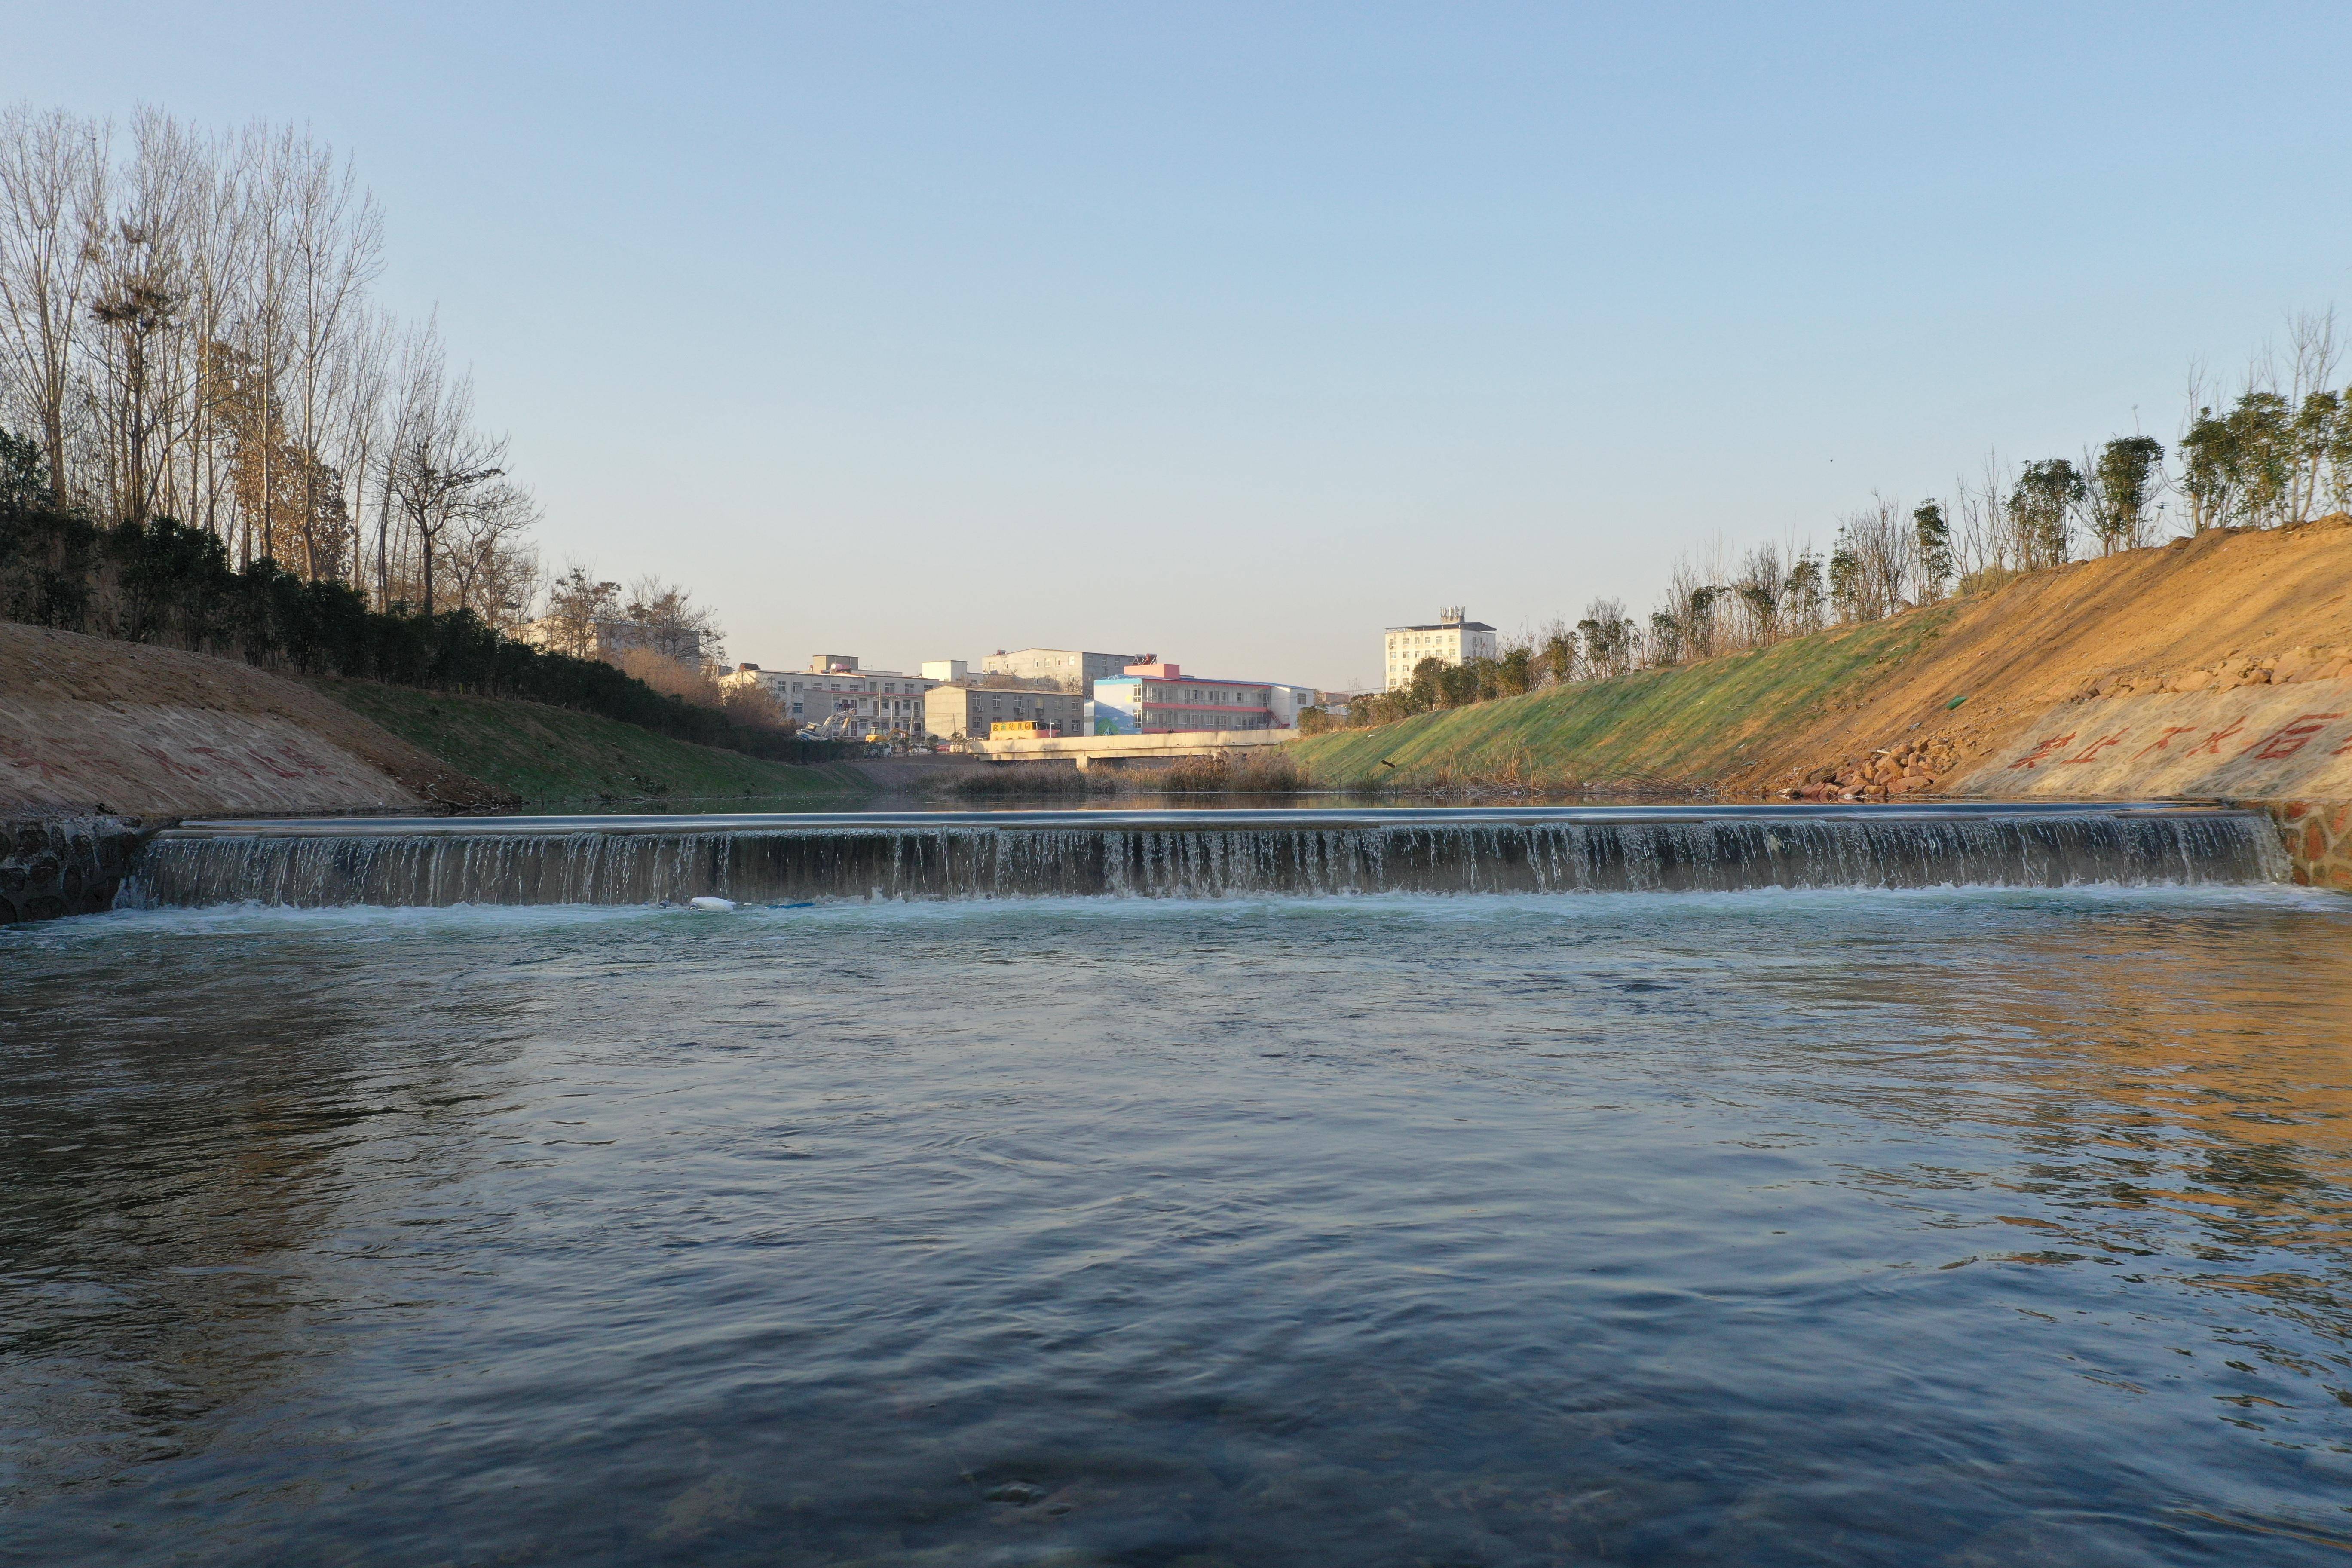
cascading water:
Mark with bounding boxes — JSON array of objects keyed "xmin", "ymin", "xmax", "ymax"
[{"xmin": 118, "ymin": 804, "xmax": 2291, "ymax": 909}]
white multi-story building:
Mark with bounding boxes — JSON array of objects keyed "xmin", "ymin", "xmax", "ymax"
[
  {"xmin": 1090, "ymin": 662, "xmax": 1314, "ymax": 733},
  {"xmin": 1382, "ymin": 607, "xmax": 1497, "ymax": 690},
  {"xmin": 981, "ymin": 647, "xmax": 1146, "ymax": 694},
  {"xmin": 721, "ymin": 656, "xmax": 941, "ymax": 736}
]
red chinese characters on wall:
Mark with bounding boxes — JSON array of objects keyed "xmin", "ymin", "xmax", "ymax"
[
  {"xmin": 2238, "ymin": 713, "xmax": 2346, "ymax": 763},
  {"xmin": 2059, "ymin": 733, "xmax": 2125, "ymax": 765},
  {"xmin": 2184, "ymin": 718, "xmax": 2246, "ymax": 757},
  {"xmin": 2006, "ymin": 733, "xmax": 2076, "ymax": 771},
  {"xmin": 2000, "ymin": 700, "xmax": 2352, "ymax": 776},
  {"xmin": 2130, "ymin": 725, "xmax": 2198, "ymax": 760}
]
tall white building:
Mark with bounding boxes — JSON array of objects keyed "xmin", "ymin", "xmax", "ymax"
[{"xmin": 1383, "ymin": 607, "xmax": 1497, "ymax": 690}]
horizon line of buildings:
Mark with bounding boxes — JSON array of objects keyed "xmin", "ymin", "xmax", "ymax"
[
  {"xmin": 716, "ymin": 647, "xmax": 1364, "ymax": 743},
  {"xmin": 703, "ymin": 606, "xmax": 1494, "ymax": 741}
]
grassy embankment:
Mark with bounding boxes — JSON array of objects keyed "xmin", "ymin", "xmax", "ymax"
[
  {"xmin": 1294, "ymin": 519, "xmax": 2352, "ymax": 797},
  {"xmin": 1289, "ymin": 607, "xmax": 1959, "ymax": 793},
  {"xmin": 317, "ymin": 679, "xmax": 873, "ymax": 805}
]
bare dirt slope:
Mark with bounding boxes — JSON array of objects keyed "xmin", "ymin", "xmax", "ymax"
[
  {"xmin": 1288, "ymin": 516, "xmax": 2352, "ymax": 805},
  {"xmin": 1751, "ymin": 515, "xmax": 2352, "ymax": 796},
  {"xmin": 0, "ymin": 623, "xmax": 508, "ymax": 818}
]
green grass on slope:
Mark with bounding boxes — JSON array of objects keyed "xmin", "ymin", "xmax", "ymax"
[
  {"xmin": 1290, "ymin": 608, "xmax": 1957, "ymax": 789},
  {"xmin": 317, "ymin": 679, "xmax": 874, "ymax": 805}
]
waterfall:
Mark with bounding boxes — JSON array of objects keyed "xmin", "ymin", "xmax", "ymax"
[{"xmin": 117, "ymin": 805, "xmax": 2291, "ymax": 910}]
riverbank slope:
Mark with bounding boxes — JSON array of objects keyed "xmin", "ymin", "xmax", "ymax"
[
  {"xmin": 1288, "ymin": 518, "xmax": 2352, "ymax": 882},
  {"xmin": 1293, "ymin": 517, "xmax": 2352, "ymax": 796},
  {"xmin": 0, "ymin": 622, "xmax": 872, "ymax": 819},
  {"xmin": 0, "ymin": 622, "xmax": 509, "ymax": 817},
  {"xmin": 315, "ymin": 679, "xmax": 873, "ymax": 806}
]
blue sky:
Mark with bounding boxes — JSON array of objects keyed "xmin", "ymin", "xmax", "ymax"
[{"xmin": 11, "ymin": 3, "xmax": 2351, "ymax": 688}]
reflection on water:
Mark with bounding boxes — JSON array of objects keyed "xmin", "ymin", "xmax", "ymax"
[{"xmin": 5, "ymin": 888, "xmax": 2352, "ymax": 1565}]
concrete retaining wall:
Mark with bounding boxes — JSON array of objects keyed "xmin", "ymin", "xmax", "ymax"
[
  {"xmin": 1947, "ymin": 682, "xmax": 2352, "ymax": 802},
  {"xmin": 1949, "ymin": 679, "xmax": 2352, "ymax": 888},
  {"xmin": 0, "ymin": 815, "xmax": 143, "ymax": 924}
]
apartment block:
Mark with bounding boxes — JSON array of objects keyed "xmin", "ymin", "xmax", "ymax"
[
  {"xmin": 980, "ymin": 647, "xmax": 1146, "ymax": 694},
  {"xmin": 722, "ymin": 656, "xmax": 940, "ymax": 735},
  {"xmin": 1382, "ymin": 607, "xmax": 1497, "ymax": 690},
  {"xmin": 1092, "ymin": 662, "xmax": 1286, "ymax": 734},
  {"xmin": 924, "ymin": 685, "xmax": 1087, "ymax": 741}
]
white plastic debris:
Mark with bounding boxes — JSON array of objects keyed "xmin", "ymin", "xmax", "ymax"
[{"xmin": 688, "ymin": 897, "xmax": 737, "ymax": 913}]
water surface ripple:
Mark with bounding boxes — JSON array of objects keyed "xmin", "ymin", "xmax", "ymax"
[{"xmin": 6, "ymin": 887, "xmax": 2352, "ymax": 1565}]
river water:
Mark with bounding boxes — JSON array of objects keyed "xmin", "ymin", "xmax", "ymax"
[{"xmin": 7, "ymin": 884, "xmax": 2352, "ymax": 1565}]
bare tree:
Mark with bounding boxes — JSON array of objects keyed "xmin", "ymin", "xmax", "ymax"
[
  {"xmin": 278, "ymin": 129, "xmax": 381, "ymax": 579},
  {"xmin": 84, "ymin": 111, "xmax": 197, "ymax": 525},
  {"xmin": 333, "ymin": 303, "xmax": 395, "ymax": 597},
  {"xmin": 233, "ymin": 122, "xmax": 299, "ymax": 564},
  {"xmin": 0, "ymin": 105, "xmax": 107, "ymax": 502},
  {"xmin": 1654, "ymin": 555, "xmax": 1719, "ymax": 662},
  {"xmin": 620, "ymin": 574, "xmax": 726, "ymax": 665},
  {"xmin": 1830, "ymin": 495, "xmax": 1911, "ymax": 621},
  {"xmin": 0, "ymin": 106, "xmax": 599, "ymax": 641},
  {"xmin": 1949, "ymin": 454, "xmax": 2017, "ymax": 583},
  {"xmin": 382, "ymin": 330, "xmax": 505, "ymax": 617},
  {"xmin": 539, "ymin": 563, "xmax": 620, "ymax": 657},
  {"xmin": 441, "ymin": 477, "xmax": 540, "ymax": 628}
]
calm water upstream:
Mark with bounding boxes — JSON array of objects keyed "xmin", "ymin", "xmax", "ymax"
[{"xmin": 6, "ymin": 886, "xmax": 2352, "ymax": 1565}]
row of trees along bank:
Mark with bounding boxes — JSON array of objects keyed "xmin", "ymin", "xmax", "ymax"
[
  {"xmin": 1320, "ymin": 311, "xmax": 2352, "ymax": 733},
  {"xmin": 0, "ymin": 104, "xmax": 540, "ymax": 627},
  {"xmin": 0, "ymin": 431, "xmax": 828, "ymax": 762},
  {"xmin": 0, "ymin": 104, "xmax": 827, "ymax": 759}
]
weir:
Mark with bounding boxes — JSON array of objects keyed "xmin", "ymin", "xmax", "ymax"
[{"xmin": 121, "ymin": 802, "xmax": 2290, "ymax": 909}]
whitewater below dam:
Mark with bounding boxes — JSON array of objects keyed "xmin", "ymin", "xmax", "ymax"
[
  {"xmin": 8, "ymin": 805, "xmax": 2352, "ymax": 1565},
  {"xmin": 124, "ymin": 801, "xmax": 2290, "ymax": 908}
]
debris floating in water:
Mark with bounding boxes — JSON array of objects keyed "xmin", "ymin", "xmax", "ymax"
[{"xmin": 688, "ymin": 897, "xmax": 736, "ymax": 912}]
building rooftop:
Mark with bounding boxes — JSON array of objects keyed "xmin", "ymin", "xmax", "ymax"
[
  {"xmin": 1100, "ymin": 671, "xmax": 1276, "ymax": 689},
  {"xmin": 987, "ymin": 646, "xmax": 1146, "ymax": 658},
  {"xmin": 1385, "ymin": 621, "xmax": 1495, "ymax": 633}
]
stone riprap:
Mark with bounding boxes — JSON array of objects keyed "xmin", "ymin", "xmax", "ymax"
[
  {"xmin": 2272, "ymin": 801, "xmax": 2352, "ymax": 891},
  {"xmin": 0, "ymin": 815, "xmax": 143, "ymax": 923}
]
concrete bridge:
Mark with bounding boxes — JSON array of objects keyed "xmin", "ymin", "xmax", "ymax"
[{"xmin": 962, "ymin": 729, "xmax": 1294, "ymax": 771}]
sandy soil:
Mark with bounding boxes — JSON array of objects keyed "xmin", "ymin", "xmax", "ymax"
[
  {"xmin": 0, "ymin": 624, "xmax": 508, "ymax": 817},
  {"xmin": 1745, "ymin": 516, "xmax": 2352, "ymax": 793}
]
